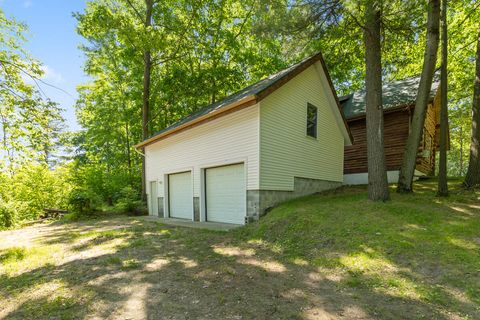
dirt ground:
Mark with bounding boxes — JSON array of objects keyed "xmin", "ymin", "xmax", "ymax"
[{"xmin": 0, "ymin": 214, "xmax": 477, "ymax": 320}]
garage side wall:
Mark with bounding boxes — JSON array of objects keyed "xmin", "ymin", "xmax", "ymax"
[
  {"xmin": 145, "ymin": 105, "xmax": 260, "ymax": 216},
  {"xmin": 249, "ymin": 63, "xmax": 345, "ymax": 219},
  {"xmin": 259, "ymin": 63, "xmax": 344, "ymax": 190}
]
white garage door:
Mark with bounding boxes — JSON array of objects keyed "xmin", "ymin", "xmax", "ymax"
[
  {"xmin": 168, "ymin": 171, "xmax": 193, "ymax": 220},
  {"xmin": 206, "ymin": 163, "xmax": 246, "ymax": 224}
]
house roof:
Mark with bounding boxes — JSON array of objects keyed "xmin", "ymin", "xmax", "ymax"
[
  {"xmin": 339, "ymin": 71, "xmax": 441, "ymax": 120},
  {"xmin": 135, "ymin": 52, "xmax": 353, "ymax": 149}
]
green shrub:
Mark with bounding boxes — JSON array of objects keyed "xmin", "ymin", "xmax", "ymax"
[
  {"xmin": 69, "ymin": 163, "xmax": 141, "ymax": 208},
  {"xmin": 0, "ymin": 201, "xmax": 16, "ymax": 229},
  {"xmin": 114, "ymin": 186, "xmax": 142, "ymax": 214},
  {"xmin": 68, "ymin": 189, "xmax": 101, "ymax": 215},
  {"xmin": 2, "ymin": 164, "xmax": 72, "ymax": 222}
]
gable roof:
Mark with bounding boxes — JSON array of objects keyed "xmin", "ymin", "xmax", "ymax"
[
  {"xmin": 135, "ymin": 52, "xmax": 353, "ymax": 149},
  {"xmin": 339, "ymin": 71, "xmax": 441, "ymax": 120}
]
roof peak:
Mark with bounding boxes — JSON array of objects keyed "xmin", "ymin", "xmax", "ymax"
[{"xmin": 136, "ymin": 52, "xmax": 354, "ymax": 148}]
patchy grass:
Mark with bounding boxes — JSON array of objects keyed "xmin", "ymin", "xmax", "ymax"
[
  {"xmin": 0, "ymin": 247, "xmax": 27, "ymax": 263},
  {"xmin": 0, "ymin": 179, "xmax": 479, "ymax": 319},
  {"xmin": 121, "ymin": 258, "xmax": 141, "ymax": 270}
]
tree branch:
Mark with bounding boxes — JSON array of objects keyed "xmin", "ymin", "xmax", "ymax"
[
  {"xmin": 123, "ymin": 0, "xmax": 144, "ymax": 23},
  {"xmin": 0, "ymin": 59, "xmax": 73, "ymax": 98}
]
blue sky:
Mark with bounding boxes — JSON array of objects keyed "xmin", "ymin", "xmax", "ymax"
[{"xmin": 1, "ymin": 0, "xmax": 88, "ymax": 131}]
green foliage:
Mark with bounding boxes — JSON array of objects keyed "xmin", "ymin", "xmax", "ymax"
[
  {"xmin": 0, "ymin": 9, "xmax": 69, "ymax": 228},
  {"xmin": 67, "ymin": 161, "xmax": 139, "ymax": 208},
  {"xmin": 0, "ymin": 201, "xmax": 16, "ymax": 229},
  {"xmin": 0, "ymin": 0, "xmax": 477, "ymax": 230},
  {"xmin": 0, "ymin": 9, "xmax": 66, "ymax": 170},
  {"xmin": 0, "ymin": 164, "xmax": 72, "ymax": 228},
  {"xmin": 114, "ymin": 186, "xmax": 142, "ymax": 214},
  {"xmin": 10, "ymin": 164, "xmax": 72, "ymax": 220},
  {"xmin": 72, "ymin": 0, "xmax": 480, "ymax": 187},
  {"xmin": 67, "ymin": 188, "xmax": 101, "ymax": 215},
  {"xmin": 73, "ymin": 0, "xmax": 287, "ymax": 203},
  {"xmin": 274, "ymin": 0, "xmax": 478, "ymax": 177},
  {"xmin": 65, "ymin": 166, "xmax": 143, "ymax": 216}
]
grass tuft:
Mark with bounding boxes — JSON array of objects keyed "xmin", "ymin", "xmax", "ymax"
[
  {"xmin": 0, "ymin": 247, "xmax": 27, "ymax": 263},
  {"xmin": 121, "ymin": 258, "xmax": 140, "ymax": 270}
]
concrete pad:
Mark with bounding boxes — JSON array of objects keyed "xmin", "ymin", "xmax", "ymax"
[{"xmin": 140, "ymin": 216, "xmax": 241, "ymax": 231}]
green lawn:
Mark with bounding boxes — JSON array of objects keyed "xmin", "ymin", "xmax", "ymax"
[{"xmin": 0, "ymin": 179, "xmax": 479, "ymax": 319}]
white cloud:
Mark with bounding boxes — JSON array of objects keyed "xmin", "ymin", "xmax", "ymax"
[
  {"xmin": 21, "ymin": 65, "xmax": 64, "ymax": 87},
  {"xmin": 41, "ymin": 65, "xmax": 64, "ymax": 84}
]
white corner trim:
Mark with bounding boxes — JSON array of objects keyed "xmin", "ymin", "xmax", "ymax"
[
  {"xmin": 343, "ymin": 170, "xmax": 427, "ymax": 186},
  {"xmin": 343, "ymin": 171, "xmax": 400, "ymax": 185},
  {"xmin": 314, "ymin": 61, "xmax": 352, "ymax": 146}
]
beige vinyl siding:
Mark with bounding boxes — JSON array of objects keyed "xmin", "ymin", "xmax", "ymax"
[
  {"xmin": 145, "ymin": 104, "xmax": 260, "ymax": 197},
  {"xmin": 259, "ymin": 63, "xmax": 344, "ymax": 190}
]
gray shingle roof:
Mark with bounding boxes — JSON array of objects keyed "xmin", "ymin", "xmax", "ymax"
[
  {"xmin": 339, "ymin": 71, "xmax": 440, "ymax": 119},
  {"xmin": 146, "ymin": 55, "xmax": 317, "ymax": 141},
  {"xmin": 136, "ymin": 52, "xmax": 353, "ymax": 148}
]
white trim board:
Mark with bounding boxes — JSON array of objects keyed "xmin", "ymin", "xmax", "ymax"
[{"xmin": 343, "ymin": 170, "xmax": 425, "ymax": 185}]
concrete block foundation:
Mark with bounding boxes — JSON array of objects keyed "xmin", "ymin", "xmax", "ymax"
[
  {"xmin": 246, "ymin": 177, "xmax": 341, "ymax": 221},
  {"xmin": 193, "ymin": 197, "xmax": 200, "ymax": 221},
  {"xmin": 157, "ymin": 197, "xmax": 164, "ymax": 217}
]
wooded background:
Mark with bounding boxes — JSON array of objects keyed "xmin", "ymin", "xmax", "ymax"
[{"xmin": 0, "ymin": 0, "xmax": 479, "ymax": 226}]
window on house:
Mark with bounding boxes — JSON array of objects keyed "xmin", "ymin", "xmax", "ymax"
[{"xmin": 306, "ymin": 103, "xmax": 318, "ymax": 138}]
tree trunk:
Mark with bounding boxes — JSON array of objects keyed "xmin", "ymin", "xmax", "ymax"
[
  {"xmin": 1, "ymin": 114, "xmax": 14, "ymax": 174},
  {"xmin": 460, "ymin": 125, "xmax": 463, "ymax": 175},
  {"xmin": 125, "ymin": 121, "xmax": 132, "ymax": 176},
  {"xmin": 397, "ymin": 0, "xmax": 440, "ymax": 193},
  {"xmin": 364, "ymin": 0, "xmax": 390, "ymax": 202},
  {"xmin": 437, "ymin": 0, "xmax": 448, "ymax": 196},
  {"xmin": 141, "ymin": 0, "xmax": 153, "ymax": 202},
  {"xmin": 464, "ymin": 27, "xmax": 480, "ymax": 188}
]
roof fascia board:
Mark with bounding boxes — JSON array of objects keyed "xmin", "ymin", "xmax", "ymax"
[
  {"xmin": 134, "ymin": 95, "xmax": 257, "ymax": 149},
  {"xmin": 314, "ymin": 60, "xmax": 354, "ymax": 145}
]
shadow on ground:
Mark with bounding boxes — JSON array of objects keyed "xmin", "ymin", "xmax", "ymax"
[{"xmin": 0, "ymin": 181, "xmax": 479, "ymax": 319}]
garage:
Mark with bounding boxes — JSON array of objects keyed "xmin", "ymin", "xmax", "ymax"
[
  {"xmin": 205, "ymin": 163, "xmax": 246, "ymax": 224},
  {"xmin": 168, "ymin": 171, "xmax": 193, "ymax": 219}
]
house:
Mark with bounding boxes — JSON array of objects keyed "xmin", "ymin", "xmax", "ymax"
[
  {"xmin": 135, "ymin": 53, "xmax": 353, "ymax": 225},
  {"xmin": 340, "ymin": 73, "xmax": 442, "ymax": 185}
]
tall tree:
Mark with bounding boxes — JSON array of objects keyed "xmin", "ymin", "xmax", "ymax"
[
  {"xmin": 437, "ymin": 0, "xmax": 448, "ymax": 196},
  {"xmin": 364, "ymin": 0, "xmax": 390, "ymax": 201},
  {"xmin": 26, "ymin": 99, "xmax": 65, "ymax": 167},
  {"xmin": 0, "ymin": 9, "xmax": 65, "ymax": 172},
  {"xmin": 76, "ymin": 0, "xmax": 189, "ymax": 201},
  {"xmin": 464, "ymin": 27, "xmax": 480, "ymax": 188},
  {"xmin": 277, "ymin": 0, "xmax": 478, "ymax": 179},
  {"xmin": 75, "ymin": 0, "xmax": 286, "ymax": 201},
  {"xmin": 140, "ymin": 0, "xmax": 153, "ymax": 201},
  {"xmin": 397, "ymin": 0, "xmax": 440, "ymax": 193}
]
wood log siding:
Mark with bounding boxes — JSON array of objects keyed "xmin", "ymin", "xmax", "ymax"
[
  {"xmin": 344, "ymin": 102, "xmax": 438, "ymax": 175},
  {"xmin": 417, "ymin": 98, "xmax": 438, "ymax": 175}
]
